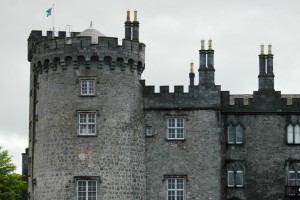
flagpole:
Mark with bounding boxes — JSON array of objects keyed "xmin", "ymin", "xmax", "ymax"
[{"xmin": 52, "ymin": 4, "xmax": 55, "ymax": 37}]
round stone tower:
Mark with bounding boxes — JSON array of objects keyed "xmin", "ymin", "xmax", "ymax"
[{"xmin": 27, "ymin": 12, "xmax": 146, "ymax": 200}]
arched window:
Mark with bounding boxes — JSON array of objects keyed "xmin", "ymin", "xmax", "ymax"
[
  {"xmin": 65, "ymin": 56, "xmax": 72, "ymax": 67},
  {"xmin": 236, "ymin": 124, "xmax": 243, "ymax": 144},
  {"xmin": 78, "ymin": 56, "xmax": 85, "ymax": 67},
  {"xmin": 53, "ymin": 57, "xmax": 60, "ymax": 68},
  {"xmin": 37, "ymin": 61, "xmax": 42, "ymax": 72},
  {"xmin": 227, "ymin": 123, "xmax": 244, "ymax": 144},
  {"xmin": 287, "ymin": 124, "xmax": 300, "ymax": 144},
  {"xmin": 116, "ymin": 57, "xmax": 124, "ymax": 68},
  {"xmin": 287, "ymin": 162, "xmax": 300, "ymax": 196},
  {"xmin": 137, "ymin": 61, "xmax": 143, "ymax": 74},
  {"xmin": 44, "ymin": 59, "xmax": 49, "ymax": 70},
  {"xmin": 90, "ymin": 56, "xmax": 99, "ymax": 67},
  {"xmin": 104, "ymin": 56, "xmax": 112, "ymax": 68},
  {"xmin": 128, "ymin": 59, "xmax": 134, "ymax": 71},
  {"xmin": 227, "ymin": 162, "xmax": 244, "ymax": 188}
]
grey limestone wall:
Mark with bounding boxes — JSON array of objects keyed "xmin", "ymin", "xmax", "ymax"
[
  {"xmin": 223, "ymin": 114, "xmax": 300, "ymax": 200},
  {"xmin": 27, "ymin": 31, "xmax": 146, "ymax": 199},
  {"xmin": 145, "ymin": 109, "xmax": 222, "ymax": 200},
  {"xmin": 142, "ymin": 84, "xmax": 221, "ymax": 110}
]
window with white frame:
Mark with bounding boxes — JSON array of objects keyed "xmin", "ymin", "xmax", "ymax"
[
  {"xmin": 77, "ymin": 180, "xmax": 97, "ymax": 200},
  {"xmin": 228, "ymin": 124, "xmax": 243, "ymax": 144},
  {"xmin": 80, "ymin": 79, "xmax": 95, "ymax": 95},
  {"xmin": 287, "ymin": 124, "xmax": 300, "ymax": 144},
  {"xmin": 287, "ymin": 162, "xmax": 300, "ymax": 196},
  {"xmin": 167, "ymin": 117, "xmax": 185, "ymax": 139},
  {"xmin": 78, "ymin": 112, "xmax": 96, "ymax": 135},
  {"xmin": 167, "ymin": 178, "xmax": 185, "ymax": 200},
  {"xmin": 145, "ymin": 126, "xmax": 153, "ymax": 136},
  {"xmin": 227, "ymin": 162, "xmax": 244, "ymax": 187}
]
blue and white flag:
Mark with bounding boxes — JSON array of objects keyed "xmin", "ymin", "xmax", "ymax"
[{"xmin": 46, "ymin": 8, "xmax": 52, "ymax": 17}]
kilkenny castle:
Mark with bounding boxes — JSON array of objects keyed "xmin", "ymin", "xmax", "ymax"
[{"xmin": 24, "ymin": 11, "xmax": 300, "ymax": 200}]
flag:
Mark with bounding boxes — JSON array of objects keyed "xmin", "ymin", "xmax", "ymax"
[{"xmin": 46, "ymin": 8, "xmax": 52, "ymax": 17}]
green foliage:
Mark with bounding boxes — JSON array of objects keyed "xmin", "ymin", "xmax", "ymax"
[{"xmin": 0, "ymin": 146, "xmax": 27, "ymax": 200}]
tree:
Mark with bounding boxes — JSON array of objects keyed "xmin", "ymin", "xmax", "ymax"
[{"xmin": 0, "ymin": 146, "xmax": 27, "ymax": 200}]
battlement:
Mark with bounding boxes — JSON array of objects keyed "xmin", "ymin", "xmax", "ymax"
[
  {"xmin": 221, "ymin": 91, "xmax": 300, "ymax": 113},
  {"xmin": 141, "ymin": 80, "xmax": 221, "ymax": 110},
  {"xmin": 28, "ymin": 30, "xmax": 145, "ymax": 75}
]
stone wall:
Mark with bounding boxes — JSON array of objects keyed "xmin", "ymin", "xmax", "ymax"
[
  {"xmin": 145, "ymin": 109, "xmax": 222, "ymax": 200},
  {"xmin": 223, "ymin": 114, "xmax": 300, "ymax": 200},
  {"xmin": 27, "ymin": 30, "xmax": 146, "ymax": 199}
]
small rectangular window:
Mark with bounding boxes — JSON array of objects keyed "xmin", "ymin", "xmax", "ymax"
[
  {"xmin": 78, "ymin": 112, "xmax": 96, "ymax": 135},
  {"xmin": 77, "ymin": 180, "xmax": 97, "ymax": 200},
  {"xmin": 145, "ymin": 126, "xmax": 153, "ymax": 136},
  {"xmin": 81, "ymin": 79, "xmax": 95, "ymax": 96},
  {"xmin": 167, "ymin": 117, "xmax": 185, "ymax": 140},
  {"xmin": 167, "ymin": 178, "xmax": 185, "ymax": 200}
]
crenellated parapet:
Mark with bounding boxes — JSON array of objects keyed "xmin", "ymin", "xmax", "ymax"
[
  {"xmin": 222, "ymin": 90, "xmax": 300, "ymax": 113},
  {"xmin": 141, "ymin": 80, "xmax": 221, "ymax": 110},
  {"xmin": 28, "ymin": 30, "xmax": 145, "ymax": 75}
]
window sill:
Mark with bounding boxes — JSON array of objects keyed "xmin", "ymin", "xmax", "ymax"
[
  {"xmin": 227, "ymin": 143, "xmax": 245, "ymax": 146},
  {"xmin": 286, "ymin": 143, "xmax": 300, "ymax": 145},
  {"xmin": 226, "ymin": 186, "xmax": 244, "ymax": 189},
  {"xmin": 146, "ymin": 135, "xmax": 154, "ymax": 138},
  {"xmin": 165, "ymin": 139, "xmax": 186, "ymax": 142},
  {"xmin": 79, "ymin": 95, "xmax": 96, "ymax": 97},
  {"xmin": 77, "ymin": 135, "xmax": 98, "ymax": 137}
]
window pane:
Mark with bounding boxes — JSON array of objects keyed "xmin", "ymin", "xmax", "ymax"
[
  {"xmin": 288, "ymin": 125, "xmax": 294, "ymax": 144},
  {"xmin": 177, "ymin": 191, "xmax": 184, "ymax": 200},
  {"xmin": 168, "ymin": 129, "xmax": 176, "ymax": 139},
  {"xmin": 288, "ymin": 187, "xmax": 296, "ymax": 196},
  {"xmin": 77, "ymin": 180, "xmax": 88, "ymax": 200},
  {"xmin": 177, "ymin": 118, "xmax": 184, "ymax": 128},
  {"xmin": 177, "ymin": 179, "xmax": 184, "ymax": 189},
  {"xmin": 289, "ymin": 171, "xmax": 296, "ymax": 186},
  {"xmin": 228, "ymin": 126, "xmax": 235, "ymax": 144},
  {"xmin": 297, "ymin": 171, "xmax": 300, "ymax": 186},
  {"xmin": 168, "ymin": 191, "xmax": 175, "ymax": 200},
  {"xmin": 236, "ymin": 171, "xmax": 244, "ymax": 187},
  {"xmin": 295, "ymin": 125, "xmax": 300, "ymax": 144},
  {"xmin": 146, "ymin": 126, "xmax": 152, "ymax": 136},
  {"xmin": 228, "ymin": 171, "xmax": 235, "ymax": 187},
  {"xmin": 80, "ymin": 114, "xmax": 86, "ymax": 123},
  {"xmin": 168, "ymin": 179, "xmax": 175, "ymax": 189},
  {"xmin": 88, "ymin": 80, "xmax": 95, "ymax": 95},
  {"xmin": 236, "ymin": 125, "xmax": 243, "ymax": 144},
  {"xmin": 81, "ymin": 80, "xmax": 87, "ymax": 95}
]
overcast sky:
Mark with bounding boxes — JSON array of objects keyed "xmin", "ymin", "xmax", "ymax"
[{"xmin": 1, "ymin": 0, "xmax": 300, "ymax": 173}]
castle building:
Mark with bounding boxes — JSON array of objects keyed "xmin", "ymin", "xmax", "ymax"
[{"xmin": 25, "ymin": 11, "xmax": 300, "ymax": 200}]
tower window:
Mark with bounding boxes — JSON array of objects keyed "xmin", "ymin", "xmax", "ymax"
[
  {"xmin": 287, "ymin": 124, "xmax": 300, "ymax": 144},
  {"xmin": 167, "ymin": 117, "xmax": 185, "ymax": 140},
  {"xmin": 228, "ymin": 124, "xmax": 244, "ymax": 144},
  {"xmin": 80, "ymin": 79, "xmax": 95, "ymax": 96},
  {"xmin": 167, "ymin": 178, "xmax": 185, "ymax": 200},
  {"xmin": 77, "ymin": 180, "xmax": 97, "ymax": 200},
  {"xmin": 145, "ymin": 126, "xmax": 153, "ymax": 137},
  {"xmin": 78, "ymin": 113, "xmax": 96, "ymax": 135},
  {"xmin": 227, "ymin": 162, "xmax": 244, "ymax": 188}
]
